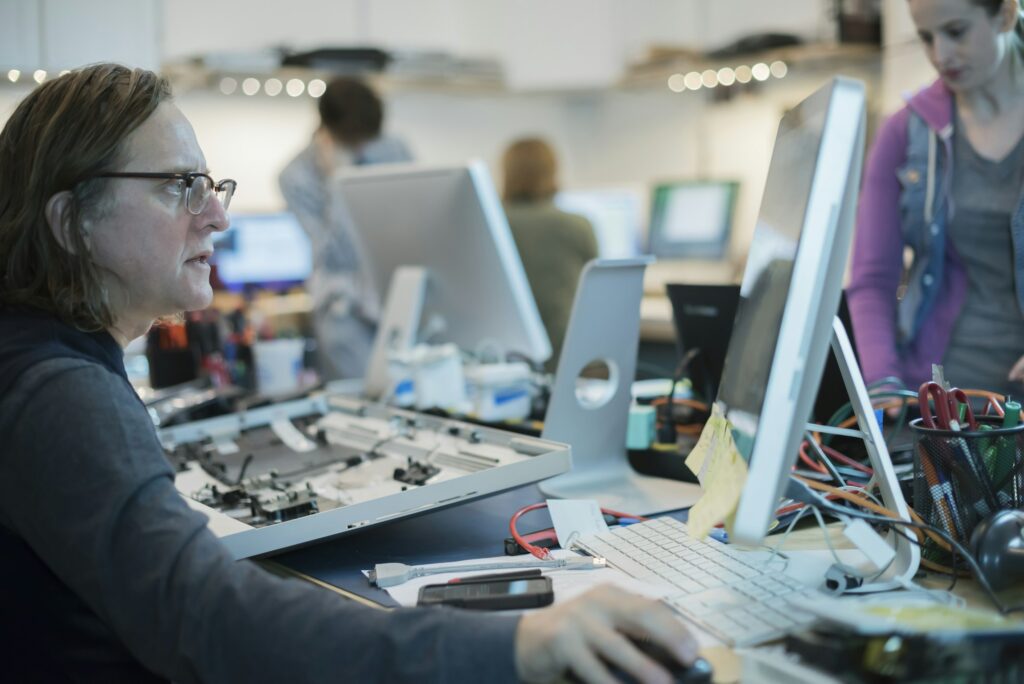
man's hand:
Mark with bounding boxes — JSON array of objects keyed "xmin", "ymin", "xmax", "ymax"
[{"xmin": 514, "ymin": 585, "xmax": 698, "ymax": 684}]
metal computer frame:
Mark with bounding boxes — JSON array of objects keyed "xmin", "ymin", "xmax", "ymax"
[
  {"xmin": 161, "ymin": 395, "xmax": 570, "ymax": 559},
  {"xmin": 815, "ymin": 318, "xmax": 920, "ymax": 590}
]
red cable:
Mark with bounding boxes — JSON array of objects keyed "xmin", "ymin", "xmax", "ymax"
[
  {"xmin": 509, "ymin": 503, "xmax": 648, "ymax": 559},
  {"xmin": 798, "ymin": 439, "xmax": 874, "ymax": 477},
  {"xmin": 820, "ymin": 444, "xmax": 873, "ymax": 475},
  {"xmin": 797, "ymin": 441, "xmax": 829, "ymax": 474}
]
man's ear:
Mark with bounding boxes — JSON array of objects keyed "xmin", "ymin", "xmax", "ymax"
[{"xmin": 44, "ymin": 191, "xmax": 81, "ymax": 253}]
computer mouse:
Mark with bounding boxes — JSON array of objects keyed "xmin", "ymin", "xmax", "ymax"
[{"xmin": 588, "ymin": 636, "xmax": 714, "ymax": 684}]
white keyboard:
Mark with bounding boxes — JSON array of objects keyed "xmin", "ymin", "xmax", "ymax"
[{"xmin": 575, "ymin": 517, "xmax": 821, "ymax": 646}]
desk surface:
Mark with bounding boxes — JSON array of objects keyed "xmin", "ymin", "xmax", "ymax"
[
  {"xmin": 270, "ymin": 485, "xmax": 1022, "ymax": 684},
  {"xmin": 273, "ymin": 484, "xmax": 552, "ymax": 607}
]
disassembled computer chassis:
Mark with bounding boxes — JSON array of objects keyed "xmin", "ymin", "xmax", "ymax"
[{"xmin": 159, "ymin": 393, "xmax": 570, "ymax": 560}]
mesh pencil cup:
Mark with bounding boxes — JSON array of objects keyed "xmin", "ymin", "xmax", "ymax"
[{"xmin": 910, "ymin": 415, "xmax": 1024, "ymax": 564}]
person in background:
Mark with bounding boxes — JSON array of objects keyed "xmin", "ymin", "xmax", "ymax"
[
  {"xmin": 849, "ymin": 0, "xmax": 1024, "ymax": 396},
  {"xmin": 279, "ymin": 77, "xmax": 412, "ymax": 381},
  {"xmin": 502, "ymin": 138, "xmax": 598, "ymax": 371},
  {"xmin": 0, "ymin": 63, "xmax": 698, "ymax": 684}
]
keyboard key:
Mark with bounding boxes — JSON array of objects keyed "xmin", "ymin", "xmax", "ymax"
[
  {"xmin": 757, "ymin": 610, "xmax": 798, "ymax": 631},
  {"xmin": 703, "ymin": 612, "xmax": 745, "ymax": 635}
]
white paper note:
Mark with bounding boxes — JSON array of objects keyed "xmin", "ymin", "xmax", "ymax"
[{"xmin": 547, "ymin": 499, "xmax": 609, "ymax": 549}]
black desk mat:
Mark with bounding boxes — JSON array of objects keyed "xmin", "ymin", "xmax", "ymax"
[
  {"xmin": 272, "ymin": 478, "xmax": 692, "ymax": 607},
  {"xmin": 273, "ymin": 485, "xmax": 546, "ymax": 607}
]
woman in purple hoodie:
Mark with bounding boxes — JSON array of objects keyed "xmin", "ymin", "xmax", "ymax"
[{"xmin": 849, "ymin": 0, "xmax": 1024, "ymax": 395}]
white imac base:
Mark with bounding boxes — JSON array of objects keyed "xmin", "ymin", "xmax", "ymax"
[{"xmin": 539, "ymin": 258, "xmax": 702, "ymax": 516}]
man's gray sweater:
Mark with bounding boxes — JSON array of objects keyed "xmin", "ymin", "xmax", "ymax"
[{"xmin": 0, "ymin": 310, "xmax": 519, "ymax": 682}]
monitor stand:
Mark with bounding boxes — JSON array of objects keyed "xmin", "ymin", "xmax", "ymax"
[
  {"xmin": 364, "ymin": 266, "xmax": 427, "ymax": 400},
  {"xmin": 539, "ymin": 258, "xmax": 703, "ymax": 516},
  {"xmin": 804, "ymin": 317, "xmax": 920, "ymax": 591}
]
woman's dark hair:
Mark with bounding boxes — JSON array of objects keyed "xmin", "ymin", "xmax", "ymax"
[
  {"xmin": 317, "ymin": 77, "xmax": 384, "ymax": 147},
  {"xmin": 970, "ymin": 0, "xmax": 1024, "ymax": 37},
  {"xmin": 0, "ymin": 63, "xmax": 172, "ymax": 330}
]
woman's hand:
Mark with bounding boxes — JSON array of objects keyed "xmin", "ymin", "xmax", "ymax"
[
  {"xmin": 1008, "ymin": 354, "xmax": 1024, "ymax": 383},
  {"xmin": 514, "ymin": 585, "xmax": 698, "ymax": 684}
]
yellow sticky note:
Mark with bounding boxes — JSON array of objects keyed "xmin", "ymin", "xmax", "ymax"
[
  {"xmin": 684, "ymin": 403, "xmax": 727, "ymax": 485},
  {"xmin": 683, "ymin": 412, "xmax": 717, "ymax": 482},
  {"xmin": 684, "ymin": 405, "xmax": 749, "ymax": 539}
]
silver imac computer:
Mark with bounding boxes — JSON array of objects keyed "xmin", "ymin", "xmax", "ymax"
[
  {"xmin": 716, "ymin": 77, "xmax": 917, "ymax": 583},
  {"xmin": 554, "ymin": 187, "xmax": 644, "ymax": 259},
  {"xmin": 335, "ymin": 162, "xmax": 551, "ymax": 393}
]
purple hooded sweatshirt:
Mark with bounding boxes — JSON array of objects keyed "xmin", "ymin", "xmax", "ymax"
[{"xmin": 848, "ymin": 79, "xmax": 969, "ymax": 389}]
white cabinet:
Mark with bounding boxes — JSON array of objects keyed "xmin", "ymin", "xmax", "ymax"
[
  {"xmin": 0, "ymin": 1, "xmax": 41, "ymax": 70},
  {"xmin": 363, "ymin": 0, "xmax": 463, "ymax": 53},
  {"xmin": 42, "ymin": 0, "xmax": 161, "ymax": 71},
  {"xmin": 161, "ymin": 0, "xmax": 363, "ymax": 63},
  {"xmin": 163, "ymin": 0, "xmax": 831, "ymax": 91},
  {"xmin": 1, "ymin": 0, "xmax": 843, "ymax": 88},
  {"xmin": 0, "ymin": 0, "xmax": 161, "ymax": 72},
  {"xmin": 487, "ymin": 0, "xmax": 624, "ymax": 91},
  {"xmin": 373, "ymin": 0, "xmax": 830, "ymax": 90}
]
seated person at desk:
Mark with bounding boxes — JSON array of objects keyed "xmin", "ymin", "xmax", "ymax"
[
  {"xmin": 502, "ymin": 138, "xmax": 598, "ymax": 370},
  {"xmin": 279, "ymin": 77, "xmax": 412, "ymax": 381},
  {"xmin": 0, "ymin": 64, "xmax": 697, "ymax": 683},
  {"xmin": 848, "ymin": 0, "xmax": 1024, "ymax": 395}
]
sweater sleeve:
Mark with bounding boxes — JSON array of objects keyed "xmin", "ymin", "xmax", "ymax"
[
  {"xmin": 0, "ymin": 360, "xmax": 520, "ymax": 683},
  {"xmin": 847, "ymin": 108, "xmax": 911, "ymax": 385}
]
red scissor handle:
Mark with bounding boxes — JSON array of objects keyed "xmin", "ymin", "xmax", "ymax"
[
  {"xmin": 947, "ymin": 387, "xmax": 978, "ymax": 430},
  {"xmin": 919, "ymin": 381, "xmax": 955, "ymax": 429}
]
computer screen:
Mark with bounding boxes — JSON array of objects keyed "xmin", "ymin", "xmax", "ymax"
[
  {"xmin": 647, "ymin": 181, "xmax": 738, "ymax": 259},
  {"xmin": 713, "ymin": 78, "xmax": 866, "ymax": 546},
  {"xmin": 554, "ymin": 188, "xmax": 644, "ymax": 258},
  {"xmin": 335, "ymin": 161, "xmax": 551, "ymax": 364},
  {"xmin": 212, "ymin": 212, "xmax": 312, "ymax": 289}
]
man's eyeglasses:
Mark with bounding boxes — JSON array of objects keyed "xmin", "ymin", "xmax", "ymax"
[{"xmin": 96, "ymin": 172, "xmax": 237, "ymax": 215}]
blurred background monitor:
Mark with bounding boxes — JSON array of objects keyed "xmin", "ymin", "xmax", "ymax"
[
  {"xmin": 554, "ymin": 187, "xmax": 644, "ymax": 258},
  {"xmin": 647, "ymin": 180, "xmax": 738, "ymax": 259},
  {"xmin": 212, "ymin": 212, "xmax": 312, "ymax": 290},
  {"xmin": 337, "ymin": 161, "xmax": 551, "ymax": 364}
]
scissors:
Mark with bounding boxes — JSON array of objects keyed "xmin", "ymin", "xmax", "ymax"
[
  {"xmin": 919, "ymin": 377, "xmax": 995, "ymax": 515},
  {"xmin": 918, "ymin": 382, "xmax": 978, "ymax": 431}
]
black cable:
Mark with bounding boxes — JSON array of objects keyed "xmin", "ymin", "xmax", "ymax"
[
  {"xmin": 824, "ymin": 499, "xmax": 962, "ymax": 592},
  {"xmin": 814, "ymin": 503, "xmax": 961, "ymax": 594},
  {"xmin": 660, "ymin": 347, "xmax": 703, "ymax": 444},
  {"xmin": 786, "ymin": 477, "xmax": 1023, "ymax": 615},
  {"xmin": 804, "ymin": 431, "xmax": 846, "ymax": 487},
  {"xmin": 235, "ymin": 453, "xmax": 255, "ymax": 484}
]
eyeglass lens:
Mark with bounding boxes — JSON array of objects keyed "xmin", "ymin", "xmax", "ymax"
[{"xmin": 186, "ymin": 175, "xmax": 235, "ymax": 214}]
